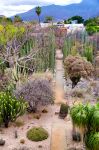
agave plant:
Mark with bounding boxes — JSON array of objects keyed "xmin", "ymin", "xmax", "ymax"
[
  {"xmin": 85, "ymin": 132, "xmax": 99, "ymax": 150},
  {"xmin": 70, "ymin": 104, "xmax": 94, "ymax": 142},
  {"xmin": 90, "ymin": 104, "xmax": 99, "ymax": 132},
  {"xmin": 70, "ymin": 103, "xmax": 99, "ymax": 149},
  {"xmin": 70, "ymin": 104, "xmax": 88, "ymax": 130}
]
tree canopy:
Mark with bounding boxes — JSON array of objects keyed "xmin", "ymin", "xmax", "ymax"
[{"xmin": 64, "ymin": 16, "xmax": 84, "ymax": 24}]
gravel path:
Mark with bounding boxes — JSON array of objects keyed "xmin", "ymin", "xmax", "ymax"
[
  {"xmin": 51, "ymin": 49, "xmax": 67, "ymax": 150},
  {"xmin": 54, "ymin": 49, "xmax": 66, "ymax": 104}
]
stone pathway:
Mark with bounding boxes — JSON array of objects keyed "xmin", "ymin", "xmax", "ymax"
[{"xmin": 51, "ymin": 49, "xmax": 67, "ymax": 150}]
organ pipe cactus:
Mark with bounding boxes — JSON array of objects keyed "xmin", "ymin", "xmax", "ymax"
[{"xmin": 0, "ymin": 92, "xmax": 27, "ymax": 128}]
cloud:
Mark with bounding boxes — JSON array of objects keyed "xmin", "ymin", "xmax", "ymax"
[
  {"xmin": 0, "ymin": 5, "xmax": 35, "ymax": 17},
  {"xmin": 0, "ymin": 0, "xmax": 82, "ymax": 17}
]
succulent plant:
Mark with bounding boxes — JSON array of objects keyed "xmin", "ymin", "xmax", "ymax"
[{"xmin": 0, "ymin": 92, "xmax": 27, "ymax": 128}]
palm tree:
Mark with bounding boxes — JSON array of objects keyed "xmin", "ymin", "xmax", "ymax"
[{"xmin": 35, "ymin": 6, "xmax": 41, "ymax": 25}]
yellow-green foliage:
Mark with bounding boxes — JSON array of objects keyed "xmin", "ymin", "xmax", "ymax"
[
  {"xmin": 15, "ymin": 120, "xmax": 24, "ymax": 127},
  {"xmin": 0, "ymin": 92, "xmax": 27, "ymax": 128},
  {"xmin": 0, "ymin": 25, "xmax": 4, "ymax": 32},
  {"xmin": 0, "ymin": 24, "xmax": 25, "ymax": 45},
  {"xmin": 27, "ymin": 127, "xmax": 48, "ymax": 141}
]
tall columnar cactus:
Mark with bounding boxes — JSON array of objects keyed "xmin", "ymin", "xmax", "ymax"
[{"xmin": 0, "ymin": 92, "xmax": 27, "ymax": 128}]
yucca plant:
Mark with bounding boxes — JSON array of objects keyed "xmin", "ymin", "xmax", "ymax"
[{"xmin": 0, "ymin": 92, "xmax": 27, "ymax": 128}]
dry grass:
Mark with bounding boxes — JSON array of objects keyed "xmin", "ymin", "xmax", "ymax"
[
  {"xmin": 15, "ymin": 119, "xmax": 24, "ymax": 127},
  {"xmin": 29, "ymin": 72, "xmax": 53, "ymax": 82}
]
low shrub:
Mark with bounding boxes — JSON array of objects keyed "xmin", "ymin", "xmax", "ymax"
[
  {"xmin": 33, "ymin": 114, "xmax": 41, "ymax": 120},
  {"xmin": 15, "ymin": 120, "xmax": 24, "ymax": 127},
  {"xmin": 64, "ymin": 55, "xmax": 93, "ymax": 88},
  {"xmin": 0, "ymin": 75, "xmax": 9, "ymax": 92},
  {"xmin": 97, "ymin": 97, "xmax": 99, "ymax": 102},
  {"xmin": 20, "ymin": 139, "xmax": 25, "ymax": 144},
  {"xmin": 15, "ymin": 79, "xmax": 54, "ymax": 112},
  {"xmin": 27, "ymin": 127, "xmax": 48, "ymax": 142},
  {"xmin": 71, "ymin": 89, "xmax": 84, "ymax": 98}
]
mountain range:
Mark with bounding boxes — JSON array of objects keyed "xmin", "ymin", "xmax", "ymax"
[{"xmin": 14, "ymin": 0, "xmax": 99, "ymax": 21}]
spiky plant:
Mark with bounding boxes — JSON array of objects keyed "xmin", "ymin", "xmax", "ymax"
[
  {"xmin": 70, "ymin": 104, "xmax": 88, "ymax": 131},
  {"xmin": 0, "ymin": 92, "xmax": 27, "ymax": 128},
  {"xmin": 90, "ymin": 104, "xmax": 99, "ymax": 132},
  {"xmin": 70, "ymin": 103, "xmax": 94, "ymax": 144},
  {"xmin": 85, "ymin": 132, "xmax": 99, "ymax": 150},
  {"xmin": 70, "ymin": 103, "xmax": 99, "ymax": 149}
]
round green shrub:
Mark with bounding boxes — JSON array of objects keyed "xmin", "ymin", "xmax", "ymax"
[{"xmin": 27, "ymin": 127, "xmax": 49, "ymax": 142}]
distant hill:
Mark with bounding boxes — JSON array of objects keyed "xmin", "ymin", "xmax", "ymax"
[{"xmin": 13, "ymin": 0, "xmax": 99, "ymax": 21}]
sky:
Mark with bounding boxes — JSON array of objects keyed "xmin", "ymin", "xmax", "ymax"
[{"xmin": 0, "ymin": 0, "xmax": 82, "ymax": 17}]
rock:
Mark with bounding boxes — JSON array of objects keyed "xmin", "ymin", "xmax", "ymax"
[
  {"xmin": 72, "ymin": 131, "xmax": 81, "ymax": 142},
  {"xmin": 20, "ymin": 139, "xmax": 25, "ymax": 144},
  {"xmin": 55, "ymin": 112, "xmax": 59, "ymax": 115},
  {"xmin": 38, "ymin": 145, "xmax": 42, "ymax": 148},
  {"xmin": 42, "ymin": 108, "xmax": 48, "ymax": 113},
  {"xmin": 14, "ymin": 130, "xmax": 18, "ymax": 138},
  {"xmin": 0, "ymin": 139, "xmax": 5, "ymax": 146}
]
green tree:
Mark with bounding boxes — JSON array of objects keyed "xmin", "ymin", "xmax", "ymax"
[
  {"xmin": 64, "ymin": 16, "xmax": 84, "ymax": 24},
  {"xmin": 35, "ymin": 6, "xmax": 41, "ymax": 25},
  {"xmin": 45, "ymin": 16, "xmax": 53, "ymax": 23},
  {"xmin": 14, "ymin": 15, "xmax": 23, "ymax": 23},
  {"xmin": 0, "ymin": 16, "xmax": 12, "ymax": 25}
]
